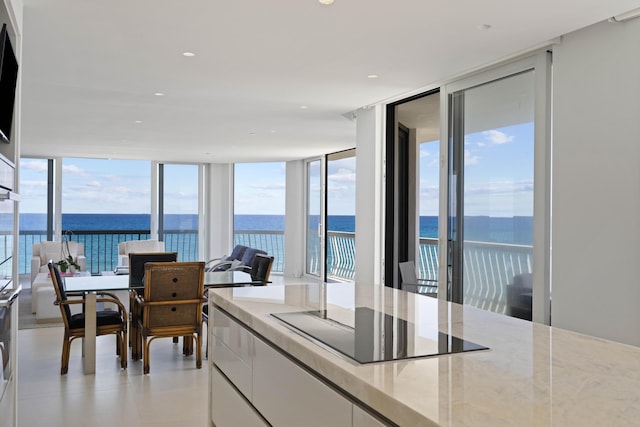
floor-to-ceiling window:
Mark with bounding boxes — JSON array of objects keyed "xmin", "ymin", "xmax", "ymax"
[
  {"xmin": 18, "ymin": 158, "xmax": 51, "ymax": 276},
  {"xmin": 60, "ymin": 158, "xmax": 151, "ymax": 273},
  {"xmin": 419, "ymin": 139, "xmax": 440, "ymax": 282},
  {"xmin": 447, "ymin": 54, "xmax": 551, "ymax": 323},
  {"xmin": 385, "ymin": 90, "xmax": 440, "ymax": 288},
  {"xmin": 159, "ymin": 163, "xmax": 199, "ymax": 262},
  {"xmin": 306, "ymin": 159, "xmax": 323, "ymax": 277},
  {"xmin": 326, "ymin": 149, "xmax": 356, "ymax": 282},
  {"xmin": 234, "ymin": 162, "xmax": 286, "ymax": 272}
]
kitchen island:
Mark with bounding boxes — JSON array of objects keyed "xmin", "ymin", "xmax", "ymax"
[{"xmin": 208, "ymin": 282, "xmax": 640, "ymax": 426}]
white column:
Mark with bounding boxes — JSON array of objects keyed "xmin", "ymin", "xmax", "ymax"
[
  {"xmin": 355, "ymin": 105, "xmax": 385, "ymax": 286},
  {"xmin": 284, "ymin": 160, "xmax": 304, "ymax": 277},
  {"xmin": 206, "ymin": 163, "xmax": 234, "ymax": 260}
]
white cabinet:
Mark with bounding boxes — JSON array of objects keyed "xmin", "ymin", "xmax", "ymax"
[
  {"xmin": 353, "ymin": 405, "xmax": 387, "ymax": 427},
  {"xmin": 209, "ymin": 306, "xmax": 392, "ymax": 427},
  {"xmin": 210, "ymin": 366, "xmax": 267, "ymax": 427},
  {"xmin": 252, "ymin": 337, "xmax": 352, "ymax": 427}
]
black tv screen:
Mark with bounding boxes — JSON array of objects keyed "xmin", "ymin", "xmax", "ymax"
[{"xmin": 0, "ymin": 24, "xmax": 17, "ymax": 144}]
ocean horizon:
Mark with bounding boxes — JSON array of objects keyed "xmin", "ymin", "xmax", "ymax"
[{"xmin": 19, "ymin": 213, "xmax": 532, "ymax": 244}]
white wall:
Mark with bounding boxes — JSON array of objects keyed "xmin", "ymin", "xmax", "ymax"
[{"xmin": 552, "ymin": 18, "xmax": 640, "ymax": 345}]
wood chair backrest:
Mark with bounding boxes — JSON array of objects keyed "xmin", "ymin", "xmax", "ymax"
[
  {"xmin": 142, "ymin": 262, "xmax": 205, "ymax": 329},
  {"xmin": 47, "ymin": 261, "xmax": 71, "ymax": 327}
]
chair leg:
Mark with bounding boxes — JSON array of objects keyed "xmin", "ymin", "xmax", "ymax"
[
  {"xmin": 143, "ymin": 336, "xmax": 151, "ymax": 374},
  {"xmin": 196, "ymin": 334, "xmax": 202, "ymax": 369},
  {"xmin": 61, "ymin": 338, "xmax": 71, "ymax": 375},
  {"xmin": 183, "ymin": 336, "xmax": 193, "ymax": 356},
  {"xmin": 120, "ymin": 331, "xmax": 128, "ymax": 370}
]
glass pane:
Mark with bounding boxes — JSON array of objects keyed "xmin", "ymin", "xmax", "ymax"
[
  {"xmin": 462, "ymin": 71, "xmax": 535, "ymax": 317},
  {"xmin": 19, "ymin": 158, "xmax": 48, "ymax": 277},
  {"xmin": 234, "ymin": 162, "xmax": 286, "ymax": 272},
  {"xmin": 306, "ymin": 160, "xmax": 322, "ymax": 276},
  {"xmin": 419, "ymin": 140, "xmax": 439, "ymax": 282},
  {"xmin": 326, "ymin": 151, "xmax": 356, "ymax": 281},
  {"xmin": 162, "ymin": 164, "xmax": 199, "ymax": 261},
  {"xmin": 61, "ymin": 158, "xmax": 151, "ymax": 273}
]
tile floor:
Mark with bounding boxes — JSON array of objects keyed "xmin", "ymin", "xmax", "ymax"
[{"xmin": 16, "ymin": 274, "xmax": 316, "ymax": 427}]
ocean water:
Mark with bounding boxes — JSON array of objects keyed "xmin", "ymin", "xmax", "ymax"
[
  {"xmin": 17, "ymin": 213, "xmax": 532, "ymax": 275},
  {"xmin": 20, "ymin": 213, "xmax": 532, "ymax": 243}
]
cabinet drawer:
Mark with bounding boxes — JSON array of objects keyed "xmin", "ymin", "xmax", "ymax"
[
  {"xmin": 212, "ymin": 335, "xmax": 252, "ymax": 400},
  {"xmin": 210, "ymin": 366, "xmax": 267, "ymax": 427},
  {"xmin": 252, "ymin": 337, "xmax": 352, "ymax": 427},
  {"xmin": 212, "ymin": 308, "xmax": 253, "ymax": 365}
]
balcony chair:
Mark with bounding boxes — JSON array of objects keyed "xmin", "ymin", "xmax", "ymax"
[
  {"xmin": 506, "ymin": 273, "xmax": 533, "ymax": 321},
  {"xmin": 203, "ymin": 252, "xmax": 273, "ymax": 357},
  {"xmin": 399, "ymin": 261, "xmax": 437, "ymax": 297},
  {"xmin": 127, "ymin": 252, "xmax": 178, "ymax": 357},
  {"xmin": 225, "ymin": 247, "xmax": 267, "ymax": 274},
  {"xmin": 132, "ymin": 261, "xmax": 206, "ymax": 374},
  {"xmin": 31, "ymin": 241, "xmax": 86, "ymax": 284},
  {"xmin": 249, "ymin": 253, "xmax": 274, "ymax": 285},
  {"xmin": 117, "ymin": 239, "xmax": 165, "ymax": 267},
  {"xmin": 47, "ymin": 261, "xmax": 127, "ymax": 375},
  {"xmin": 205, "ymin": 244, "xmax": 248, "ymax": 271}
]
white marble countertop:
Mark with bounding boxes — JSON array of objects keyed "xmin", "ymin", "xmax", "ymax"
[{"xmin": 209, "ymin": 282, "xmax": 640, "ymax": 426}]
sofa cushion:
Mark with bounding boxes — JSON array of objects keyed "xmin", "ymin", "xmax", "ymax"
[{"xmin": 124, "ymin": 240, "xmax": 163, "ymax": 254}]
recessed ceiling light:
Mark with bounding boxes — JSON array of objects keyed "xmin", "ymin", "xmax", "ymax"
[
  {"xmin": 300, "ymin": 105, "xmax": 309, "ymax": 109},
  {"xmin": 154, "ymin": 92, "xmax": 165, "ymax": 96},
  {"xmin": 249, "ymin": 132, "xmax": 257, "ymax": 136},
  {"xmin": 477, "ymin": 24, "xmax": 492, "ymax": 30},
  {"xmin": 183, "ymin": 52, "xmax": 195, "ymax": 57},
  {"xmin": 134, "ymin": 120, "xmax": 142, "ymax": 124},
  {"xmin": 319, "ymin": 0, "xmax": 334, "ymax": 4},
  {"xmin": 367, "ymin": 74, "xmax": 379, "ymax": 79}
]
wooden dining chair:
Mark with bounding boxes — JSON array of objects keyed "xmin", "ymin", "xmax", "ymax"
[
  {"xmin": 127, "ymin": 252, "xmax": 177, "ymax": 358},
  {"xmin": 47, "ymin": 261, "xmax": 128, "ymax": 375},
  {"xmin": 133, "ymin": 261, "xmax": 206, "ymax": 374}
]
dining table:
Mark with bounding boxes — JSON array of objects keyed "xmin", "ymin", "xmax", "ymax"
[{"xmin": 63, "ymin": 269, "xmax": 264, "ymax": 374}]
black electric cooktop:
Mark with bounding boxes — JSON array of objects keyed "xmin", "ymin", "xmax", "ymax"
[{"xmin": 271, "ymin": 307, "xmax": 488, "ymax": 364}]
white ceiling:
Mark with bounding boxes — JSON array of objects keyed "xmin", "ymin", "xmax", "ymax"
[{"xmin": 18, "ymin": 0, "xmax": 640, "ymax": 163}]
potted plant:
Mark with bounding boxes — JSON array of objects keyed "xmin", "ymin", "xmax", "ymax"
[{"xmin": 56, "ymin": 231, "xmax": 81, "ymax": 274}]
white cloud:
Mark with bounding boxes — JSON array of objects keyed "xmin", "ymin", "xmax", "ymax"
[
  {"xmin": 465, "ymin": 150, "xmax": 480, "ymax": 165},
  {"xmin": 483, "ymin": 130, "xmax": 514, "ymax": 145},
  {"xmin": 63, "ymin": 164, "xmax": 89, "ymax": 177},
  {"xmin": 249, "ymin": 183, "xmax": 286, "ymax": 190},
  {"xmin": 328, "ymin": 168, "xmax": 356, "ymax": 183},
  {"xmin": 21, "ymin": 160, "xmax": 48, "ymax": 172},
  {"xmin": 21, "ymin": 180, "xmax": 47, "ymax": 188},
  {"xmin": 86, "ymin": 181, "xmax": 102, "ymax": 188},
  {"xmin": 420, "ymin": 149, "xmax": 431, "ymax": 158}
]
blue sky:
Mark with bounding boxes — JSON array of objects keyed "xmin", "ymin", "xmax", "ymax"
[
  {"xmin": 420, "ymin": 122, "xmax": 534, "ymax": 217},
  {"xmin": 21, "ymin": 121, "xmax": 530, "ymax": 218}
]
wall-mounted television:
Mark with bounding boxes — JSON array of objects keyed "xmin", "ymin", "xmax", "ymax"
[{"xmin": 0, "ymin": 24, "xmax": 17, "ymax": 145}]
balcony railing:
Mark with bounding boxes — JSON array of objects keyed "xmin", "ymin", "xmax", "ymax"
[
  {"xmin": 19, "ymin": 230, "xmax": 199, "ymax": 275},
  {"xmin": 19, "ymin": 229, "xmax": 532, "ymax": 315},
  {"xmin": 417, "ymin": 237, "xmax": 533, "ymax": 314}
]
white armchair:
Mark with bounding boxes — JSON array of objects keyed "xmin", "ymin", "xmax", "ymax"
[
  {"xmin": 117, "ymin": 239, "xmax": 165, "ymax": 266},
  {"xmin": 30, "ymin": 241, "xmax": 87, "ymax": 284}
]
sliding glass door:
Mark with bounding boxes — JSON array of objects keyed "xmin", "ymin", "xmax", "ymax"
[
  {"xmin": 447, "ymin": 54, "xmax": 550, "ymax": 323},
  {"xmin": 306, "ymin": 159, "xmax": 323, "ymax": 278}
]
